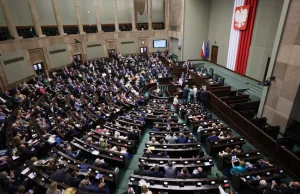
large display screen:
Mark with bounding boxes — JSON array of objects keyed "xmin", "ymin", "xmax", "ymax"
[{"xmin": 153, "ymin": 39, "xmax": 167, "ymax": 48}]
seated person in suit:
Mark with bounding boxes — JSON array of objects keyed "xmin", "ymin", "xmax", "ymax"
[
  {"xmin": 18, "ymin": 144, "xmax": 39, "ymax": 158},
  {"xmin": 152, "ymin": 124, "xmax": 160, "ymax": 132},
  {"xmin": 0, "ymin": 171, "xmax": 19, "ymax": 193},
  {"xmin": 156, "ymin": 151, "xmax": 167, "ymax": 158},
  {"xmin": 176, "ymin": 167, "xmax": 192, "ymax": 179},
  {"xmin": 176, "ymin": 133, "xmax": 186, "ymax": 143},
  {"xmin": 192, "ymin": 167, "xmax": 207, "ymax": 178},
  {"xmin": 143, "ymin": 149, "xmax": 155, "ymax": 158},
  {"xmin": 134, "ymin": 163, "xmax": 148, "ymax": 176},
  {"xmin": 148, "ymin": 165, "xmax": 163, "ymax": 178},
  {"xmin": 78, "ymin": 177, "xmax": 108, "ymax": 193},
  {"xmin": 217, "ymin": 77, "xmax": 223, "ymax": 85},
  {"xmin": 187, "ymin": 135, "xmax": 197, "ymax": 143},
  {"xmin": 206, "ymin": 131, "xmax": 220, "ymax": 141},
  {"xmin": 50, "ymin": 164, "xmax": 69, "ymax": 183},
  {"xmin": 93, "ymin": 158, "xmax": 109, "ymax": 169},
  {"xmin": 65, "ymin": 146, "xmax": 80, "ymax": 159},
  {"xmin": 64, "ymin": 171, "xmax": 81, "ymax": 188},
  {"xmin": 259, "ymin": 159, "xmax": 274, "ymax": 169},
  {"xmin": 165, "ymin": 133, "xmax": 177, "ymax": 144},
  {"xmin": 164, "ymin": 160, "xmax": 177, "ymax": 178},
  {"xmin": 240, "ymin": 176, "xmax": 268, "ymax": 194}
]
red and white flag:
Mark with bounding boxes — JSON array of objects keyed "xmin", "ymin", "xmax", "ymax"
[{"xmin": 200, "ymin": 41, "xmax": 205, "ymax": 58}]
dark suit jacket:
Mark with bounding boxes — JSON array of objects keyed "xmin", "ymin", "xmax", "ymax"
[
  {"xmin": 64, "ymin": 175, "xmax": 81, "ymax": 188},
  {"xmin": 176, "ymin": 173, "xmax": 192, "ymax": 179},
  {"xmin": 148, "ymin": 170, "xmax": 164, "ymax": 178},
  {"xmin": 50, "ymin": 167, "xmax": 69, "ymax": 182},
  {"xmin": 193, "ymin": 172, "xmax": 207, "ymax": 178},
  {"xmin": 134, "ymin": 169, "xmax": 148, "ymax": 176},
  {"xmin": 200, "ymin": 91, "xmax": 208, "ymax": 101},
  {"xmin": 240, "ymin": 180, "xmax": 267, "ymax": 194}
]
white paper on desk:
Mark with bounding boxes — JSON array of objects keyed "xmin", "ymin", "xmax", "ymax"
[
  {"xmin": 28, "ymin": 172, "xmax": 36, "ymax": 179},
  {"xmin": 204, "ymin": 162, "xmax": 210, "ymax": 166},
  {"xmin": 21, "ymin": 167, "xmax": 30, "ymax": 175},
  {"xmin": 139, "ymin": 179, "xmax": 149, "ymax": 187},
  {"xmin": 92, "ymin": 150, "xmax": 99, "ymax": 155},
  {"xmin": 12, "ymin": 156, "xmax": 19, "ymax": 160}
]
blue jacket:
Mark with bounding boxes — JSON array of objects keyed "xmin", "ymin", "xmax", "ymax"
[
  {"xmin": 177, "ymin": 137, "xmax": 187, "ymax": 143},
  {"xmin": 183, "ymin": 88, "xmax": 189, "ymax": 97}
]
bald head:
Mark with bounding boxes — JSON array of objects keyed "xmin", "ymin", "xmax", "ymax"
[
  {"xmin": 95, "ymin": 158, "xmax": 100, "ymax": 164},
  {"xmin": 197, "ymin": 167, "xmax": 203, "ymax": 173}
]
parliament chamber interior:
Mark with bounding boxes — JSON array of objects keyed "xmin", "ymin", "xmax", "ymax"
[{"xmin": 0, "ymin": 0, "xmax": 299, "ymax": 194}]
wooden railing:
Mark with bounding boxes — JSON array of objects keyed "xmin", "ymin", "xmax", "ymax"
[{"xmin": 208, "ymin": 92, "xmax": 300, "ymax": 180}]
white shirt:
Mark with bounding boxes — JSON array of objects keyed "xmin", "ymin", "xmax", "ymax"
[
  {"xmin": 173, "ymin": 97, "xmax": 178, "ymax": 105},
  {"xmin": 193, "ymin": 87, "xmax": 198, "ymax": 96}
]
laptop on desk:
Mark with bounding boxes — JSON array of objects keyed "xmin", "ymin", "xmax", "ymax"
[{"xmin": 78, "ymin": 164, "xmax": 89, "ymax": 176}]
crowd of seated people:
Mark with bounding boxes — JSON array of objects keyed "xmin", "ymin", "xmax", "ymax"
[
  {"xmin": 0, "ymin": 49, "xmax": 299, "ymax": 194},
  {"xmin": 0, "ymin": 51, "xmax": 178, "ymax": 194}
]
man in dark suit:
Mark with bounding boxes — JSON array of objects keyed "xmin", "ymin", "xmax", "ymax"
[
  {"xmin": 197, "ymin": 87, "xmax": 202, "ymax": 104},
  {"xmin": 183, "ymin": 85, "xmax": 189, "ymax": 103},
  {"xmin": 65, "ymin": 146, "xmax": 80, "ymax": 159},
  {"xmin": 148, "ymin": 165, "xmax": 163, "ymax": 178},
  {"xmin": 64, "ymin": 171, "xmax": 81, "ymax": 188},
  {"xmin": 176, "ymin": 167, "xmax": 192, "ymax": 179},
  {"xmin": 134, "ymin": 163, "xmax": 148, "ymax": 176},
  {"xmin": 192, "ymin": 167, "xmax": 207, "ymax": 178},
  {"xmin": 50, "ymin": 165, "xmax": 69, "ymax": 183},
  {"xmin": 93, "ymin": 158, "xmax": 109, "ymax": 169},
  {"xmin": 19, "ymin": 144, "xmax": 39, "ymax": 158},
  {"xmin": 240, "ymin": 177, "xmax": 268, "ymax": 194},
  {"xmin": 200, "ymin": 87, "xmax": 209, "ymax": 108}
]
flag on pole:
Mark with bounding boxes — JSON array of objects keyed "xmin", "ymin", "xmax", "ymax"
[
  {"xmin": 200, "ymin": 41, "xmax": 205, "ymax": 58},
  {"xmin": 205, "ymin": 41, "xmax": 209, "ymax": 59}
]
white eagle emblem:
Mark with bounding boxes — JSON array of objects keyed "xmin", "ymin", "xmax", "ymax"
[{"xmin": 235, "ymin": 8, "xmax": 248, "ymax": 28}]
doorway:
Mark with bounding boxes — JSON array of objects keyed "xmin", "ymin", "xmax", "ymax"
[
  {"xmin": 211, "ymin": 45, "xmax": 218, "ymax": 64},
  {"xmin": 140, "ymin": 47, "xmax": 147, "ymax": 54},
  {"xmin": 73, "ymin": 54, "xmax": 82, "ymax": 64},
  {"xmin": 33, "ymin": 62, "xmax": 45, "ymax": 75}
]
